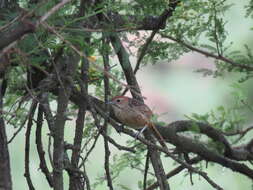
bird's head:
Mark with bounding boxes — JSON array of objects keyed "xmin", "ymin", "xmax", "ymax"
[{"xmin": 108, "ymin": 96, "xmax": 130, "ymax": 108}]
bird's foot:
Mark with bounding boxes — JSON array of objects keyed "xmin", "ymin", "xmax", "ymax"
[{"xmin": 134, "ymin": 126, "xmax": 148, "ymax": 139}]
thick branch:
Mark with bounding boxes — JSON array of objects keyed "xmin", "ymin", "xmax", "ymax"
[
  {"xmin": 0, "ymin": 80, "xmax": 12, "ymax": 190},
  {"xmin": 53, "ymin": 55, "xmax": 78, "ymax": 190},
  {"xmin": 156, "ymin": 122, "xmax": 253, "ymax": 179},
  {"xmin": 53, "ymin": 84, "xmax": 70, "ymax": 190}
]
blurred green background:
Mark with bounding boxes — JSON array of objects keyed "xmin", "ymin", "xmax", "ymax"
[{"xmin": 7, "ymin": 0, "xmax": 253, "ymax": 189}]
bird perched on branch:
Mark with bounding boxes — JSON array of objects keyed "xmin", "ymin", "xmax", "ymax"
[{"xmin": 108, "ymin": 96, "xmax": 168, "ymax": 149}]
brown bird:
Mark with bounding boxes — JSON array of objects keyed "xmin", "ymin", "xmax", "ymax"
[{"xmin": 109, "ymin": 96, "xmax": 168, "ymax": 149}]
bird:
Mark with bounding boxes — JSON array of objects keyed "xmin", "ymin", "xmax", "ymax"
[{"xmin": 108, "ymin": 96, "xmax": 168, "ymax": 149}]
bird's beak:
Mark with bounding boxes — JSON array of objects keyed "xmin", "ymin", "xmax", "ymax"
[{"xmin": 106, "ymin": 101, "xmax": 114, "ymax": 105}]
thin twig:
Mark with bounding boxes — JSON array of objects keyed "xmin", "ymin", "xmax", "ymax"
[
  {"xmin": 223, "ymin": 126, "xmax": 253, "ymax": 136},
  {"xmin": 103, "ymin": 134, "xmax": 136, "ymax": 153},
  {"xmin": 160, "ymin": 34, "xmax": 253, "ymax": 71},
  {"xmin": 79, "ymin": 132, "xmax": 98, "ymax": 157},
  {"xmin": 80, "ymin": 133, "xmax": 100, "ymax": 165},
  {"xmin": 8, "ymin": 105, "xmax": 31, "ymax": 144},
  {"xmin": 145, "ymin": 157, "xmax": 202, "ymax": 190}
]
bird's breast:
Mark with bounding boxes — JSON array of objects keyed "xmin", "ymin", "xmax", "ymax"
[{"xmin": 112, "ymin": 106, "xmax": 150, "ymax": 129}]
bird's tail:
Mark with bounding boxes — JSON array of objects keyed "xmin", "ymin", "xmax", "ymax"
[{"xmin": 148, "ymin": 122, "xmax": 169, "ymax": 151}]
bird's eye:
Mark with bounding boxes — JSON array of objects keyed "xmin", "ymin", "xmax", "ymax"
[{"xmin": 116, "ymin": 99, "xmax": 121, "ymax": 103}]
